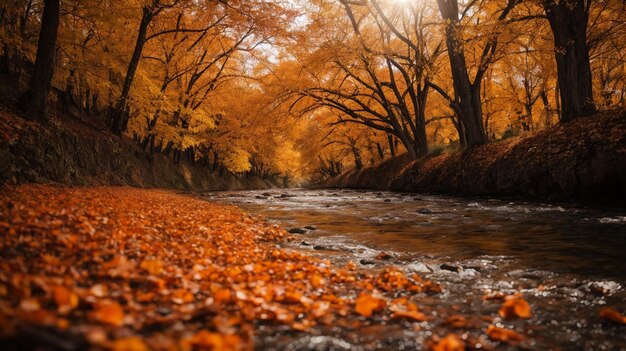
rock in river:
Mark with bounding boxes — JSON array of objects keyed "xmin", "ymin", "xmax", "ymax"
[{"xmin": 440, "ymin": 263, "xmax": 462, "ymax": 272}]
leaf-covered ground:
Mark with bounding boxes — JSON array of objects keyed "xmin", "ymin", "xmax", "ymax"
[{"xmin": 0, "ymin": 185, "xmax": 624, "ymax": 350}]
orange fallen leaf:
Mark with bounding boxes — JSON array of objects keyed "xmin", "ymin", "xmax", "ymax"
[
  {"xmin": 444, "ymin": 315, "xmax": 468, "ymax": 328},
  {"xmin": 214, "ymin": 288, "xmax": 232, "ymax": 303},
  {"xmin": 310, "ymin": 274, "xmax": 325, "ymax": 288},
  {"xmin": 482, "ymin": 292, "xmax": 506, "ymax": 301},
  {"xmin": 90, "ymin": 300, "xmax": 125, "ymax": 327},
  {"xmin": 391, "ymin": 310, "xmax": 428, "ymax": 322},
  {"xmin": 52, "ymin": 286, "xmax": 79, "ymax": 314},
  {"xmin": 311, "ymin": 301, "xmax": 331, "ymax": 318},
  {"xmin": 56, "ymin": 318, "xmax": 70, "ymax": 330},
  {"xmin": 486, "ymin": 325, "xmax": 524, "ymax": 343},
  {"xmin": 599, "ymin": 307, "xmax": 626, "ymax": 325},
  {"xmin": 355, "ymin": 293, "xmax": 386, "ymax": 317},
  {"xmin": 140, "ymin": 259, "xmax": 163, "ymax": 275},
  {"xmin": 19, "ymin": 298, "xmax": 40, "ymax": 312},
  {"xmin": 498, "ymin": 295, "xmax": 531, "ymax": 319},
  {"xmin": 112, "ymin": 337, "xmax": 148, "ymax": 351},
  {"xmin": 292, "ymin": 319, "xmax": 314, "ymax": 331},
  {"xmin": 89, "ymin": 284, "xmax": 108, "ymax": 297},
  {"xmin": 431, "ymin": 333, "xmax": 465, "ymax": 351},
  {"xmin": 189, "ymin": 330, "xmax": 241, "ymax": 350}
]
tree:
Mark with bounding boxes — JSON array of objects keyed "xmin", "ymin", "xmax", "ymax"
[
  {"xmin": 110, "ymin": 0, "xmax": 165, "ymax": 135},
  {"xmin": 542, "ymin": 0, "xmax": 595, "ymax": 122},
  {"xmin": 16, "ymin": 0, "xmax": 60, "ymax": 120},
  {"xmin": 432, "ymin": 0, "xmax": 517, "ymax": 147},
  {"xmin": 292, "ymin": 0, "xmax": 442, "ymax": 159}
]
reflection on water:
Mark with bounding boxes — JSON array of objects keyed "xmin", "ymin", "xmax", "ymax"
[{"xmin": 203, "ymin": 189, "xmax": 626, "ymax": 350}]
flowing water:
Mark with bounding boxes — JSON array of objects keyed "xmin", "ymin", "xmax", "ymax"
[{"xmin": 203, "ymin": 189, "xmax": 626, "ymax": 350}]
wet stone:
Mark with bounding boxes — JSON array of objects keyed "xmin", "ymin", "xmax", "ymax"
[
  {"xmin": 375, "ymin": 252, "xmax": 393, "ymax": 260},
  {"xmin": 384, "ymin": 199, "xmax": 391, "ymax": 203},
  {"xmin": 304, "ymin": 225, "xmax": 317, "ymax": 230},
  {"xmin": 407, "ymin": 262, "xmax": 433, "ymax": 273},
  {"xmin": 156, "ymin": 307, "xmax": 171, "ymax": 316},
  {"xmin": 255, "ymin": 196, "xmax": 268, "ymax": 199},
  {"xmin": 418, "ymin": 208, "xmax": 433, "ymax": 214},
  {"xmin": 360, "ymin": 259, "xmax": 376, "ymax": 265},
  {"xmin": 288, "ymin": 228, "xmax": 307, "ymax": 234},
  {"xmin": 440, "ymin": 263, "xmax": 462, "ymax": 272},
  {"xmin": 300, "ymin": 241, "xmax": 311, "ymax": 246}
]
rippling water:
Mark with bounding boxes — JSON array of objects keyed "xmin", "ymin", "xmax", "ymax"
[{"xmin": 203, "ymin": 189, "xmax": 626, "ymax": 350}]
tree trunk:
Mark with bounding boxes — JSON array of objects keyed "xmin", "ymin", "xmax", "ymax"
[
  {"xmin": 436, "ymin": 0, "xmax": 487, "ymax": 147},
  {"xmin": 351, "ymin": 147, "xmax": 363, "ymax": 170},
  {"xmin": 387, "ymin": 134, "xmax": 396, "ymax": 157},
  {"xmin": 110, "ymin": 5, "xmax": 154, "ymax": 135},
  {"xmin": 544, "ymin": 0, "xmax": 595, "ymax": 122},
  {"xmin": 16, "ymin": 0, "xmax": 60, "ymax": 121},
  {"xmin": 376, "ymin": 142, "xmax": 385, "ymax": 160}
]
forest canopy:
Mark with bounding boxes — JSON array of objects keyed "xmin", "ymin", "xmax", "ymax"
[{"xmin": 1, "ymin": 0, "xmax": 624, "ymax": 183}]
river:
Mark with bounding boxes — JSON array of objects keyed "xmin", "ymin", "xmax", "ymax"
[{"xmin": 204, "ymin": 188, "xmax": 626, "ymax": 350}]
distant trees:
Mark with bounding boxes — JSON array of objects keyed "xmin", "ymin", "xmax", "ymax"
[
  {"xmin": 16, "ymin": 0, "xmax": 59, "ymax": 120},
  {"xmin": 291, "ymin": 0, "xmax": 443, "ymax": 159}
]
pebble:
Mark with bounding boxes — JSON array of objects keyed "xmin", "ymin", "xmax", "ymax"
[{"xmin": 440, "ymin": 263, "xmax": 462, "ymax": 272}]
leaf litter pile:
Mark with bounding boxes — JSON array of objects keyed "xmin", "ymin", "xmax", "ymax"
[{"xmin": 1, "ymin": 185, "xmax": 625, "ymax": 350}]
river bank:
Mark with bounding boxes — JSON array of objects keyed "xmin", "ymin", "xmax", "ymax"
[
  {"xmin": 0, "ymin": 97, "xmax": 275, "ymax": 191},
  {"xmin": 324, "ymin": 111, "xmax": 626, "ymax": 204}
]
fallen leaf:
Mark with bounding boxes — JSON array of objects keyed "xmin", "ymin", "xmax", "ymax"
[
  {"xmin": 444, "ymin": 315, "xmax": 468, "ymax": 328},
  {"xmin": 391, "ymin": 310, "xmax": 428, "ymax": 322},
  {"xmin": 498, "ymin": 295, "xmax": 531, "ymax": 319},
  {"xmin": 486, "ymin": 325, "xmax": 524, "ymax": 343},
  {"xmin": 140, "ymin": 259, "xmax": 163, "ymax": 275},
  {"xmin": 19, "ymin": 298, "xmax": 40, "ymax": 312},
  {"xmin": 355, "ymin": 293, "xmax": 386, "ymax": 317},
  {"xmin": 599, "ymin": 307, "xmax": 626, "ymax": 325},
  {"xmin": 112, "ymin": 337, "xmax": 148, "ymax": 351},
  {"xmin": 431, "ymin": 333, "xmax": 465, "ymax": 351},
  {"xmin": 90, "ymin": 300, "xmax": 125, "ymax": 327},
  {"xmin": 52, "ymin": 285, "xmax": 79, "ymax": 314},
  {"xmin": 188, "ymin": 330, "xmax": 241, "ymax": 350},
  {"xmin": 214, "ymin": 288, "xmax": 232, "ymax": 303},
  {"xmin": 482, "ymin": 292, "xmax": 506, "ymax": 301}
]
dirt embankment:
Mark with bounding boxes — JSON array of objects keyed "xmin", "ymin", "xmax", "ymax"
[
  {"xmin": 0, "ymin": 103, "xmax": 276, "ymax": 191},
  {"xmin": 325, "ymin": 110, "xmax": 626, "ymax": 203}
]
